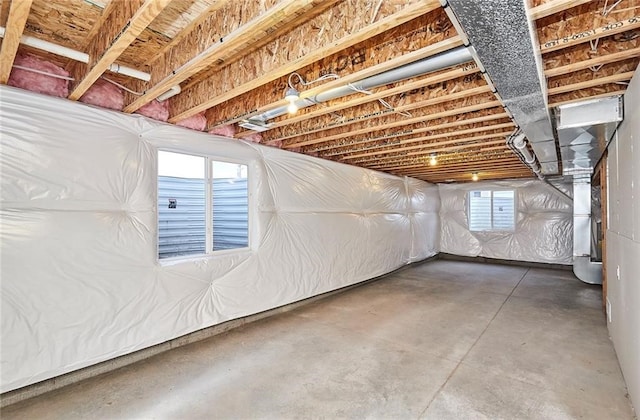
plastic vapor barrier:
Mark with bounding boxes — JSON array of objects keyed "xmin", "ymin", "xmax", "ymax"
[
  {"xmin": 439, "ymin": 180, "xmax": 573, "ymax": 264},
  {"xmin": 0, "ymin": 86, "xmax": 439, "ymax": 392}
]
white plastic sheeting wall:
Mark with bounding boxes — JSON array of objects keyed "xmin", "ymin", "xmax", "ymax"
[
  {"xmin": 0, "ymin": 86, "xmax": 439, "ymax": 393},
  {"xmin": 607, "ymin": 69, "xmax": 640, "ymax": 411},
  {"xmin": 439, "ymin": 180, "xmax": 573, "ymax": 264}
]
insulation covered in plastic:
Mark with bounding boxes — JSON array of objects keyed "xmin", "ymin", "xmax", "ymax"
[
  {"xmin": 7, "ymin": 53, "xmax": 69, "ymax": 98},
  {"xmin": 135, "ymin": 98, "xmax": 170, "ymax": 121},
  {"xmin": 176, "ymin": 112, "xmax": 206, "ymax": 131},
  {"xmin": 0, "ymin": 85, "xmax": 439, "ymax": 393},
  {"xmin": 79, "ymin": 78, "xmax": 125, "ymax": 111},
  {"xmin": 439, "ymin": 180, "xmax": 573, "ymax": 264}
]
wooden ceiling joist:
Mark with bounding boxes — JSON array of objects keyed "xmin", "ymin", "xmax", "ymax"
[
  {"xmin": 169, "ymin": 0, "xmax": 444, "ymax": 123},
  {"xmin": 543, "ymin": 34, "xmax": 640, "ymax": 71},
  {"xmin": 67, "ymin": 0, "xmax": 172, "ymax": 100},
  {"xmin": 230, "ymin": 36, "xmax": 464, "ymax": 137},
  {"xmin": 280, "ymin": 97, "xmax": 503, "ymax": 149},
  {"xmin": 232, "ymin": 35, "xmax": 466, "ymax": 134},
  {"xmin": 236, "ymin": 59, "xmax": 478, "ymax": 138},
  {"xmin": 401, "ymin": 160, "xmax": 526, "ymax": 174},
  {"xmin": 376, "ymin": 154, "xmax": 520, "ymax": 171},
  {"xmin": 544, "ymin": 46, "xmax": 640, "ymax": 77},
  {"xmin": 321, "ymin": 122, "xmax": 515, "ymax": 159},
  {"xmin": 426, "ymin": 170, "xmax": 534, "ymax": 181},
  {"xmin": 528, "ymin": 0, "xmax": 593, "ymax": 20},
  {"xmin": 0, "ymin": 0, "xmax": 34, "ymax": 84},
  {"xmin": 547, "ymin": 70, "xmax": 635, "ymax": 95},
  {"xmin": 306, "ymin": 111, "xmax": 510, "ymax": 153},
  {"xmin": 142, "ymin": 1, "xmax": 228, "ymax": 68},
  {"xmin": 539, "ymin": 5, "xmax": 640, "ymax": 54},
  {"xmin": 342, "ymin": 137, "xmax": 511, "ymax": 163},
  {"xmin": 369, "ymin": 148, "xmax": 516, "ymax": 166},
  {"xmin": 548, "ymin": 88, "xmax": 626, "ymax": 107},
  {"xmin": 264, "ymin": 73, "xmax": 489, "ymax": 144},
  {"xmin": 123, "ymin": 0, "xmax": 337, "ymax": 113}
]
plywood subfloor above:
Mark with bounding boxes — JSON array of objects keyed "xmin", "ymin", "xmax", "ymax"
[{"xmin": 2, "ymin": 0, "xmax": 638, "ymax": 182}]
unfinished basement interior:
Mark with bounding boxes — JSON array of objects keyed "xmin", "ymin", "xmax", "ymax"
[{"xmin": 1, "ymin": 0, "xmax": 639, "ymax": 418}]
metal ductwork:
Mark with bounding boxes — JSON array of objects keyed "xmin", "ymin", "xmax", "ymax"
[
  {"xmin": 242, "ymin": 46, "xmax": 473, "ymax": 129},
  {"xmin": 556, "ymin": 96, "xmax": 624, "ymax": 285},
  {"xmin": 444, "ymin": 0, "xmax": 560, "ymax": 175}
]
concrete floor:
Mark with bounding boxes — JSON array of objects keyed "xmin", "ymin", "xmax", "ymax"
[{"xmin": 2, "ymin": 260, "xmax": 635, "ymax": 419}]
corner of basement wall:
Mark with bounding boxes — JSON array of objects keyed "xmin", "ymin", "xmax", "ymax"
[{"xmin": 605, "ymin": 66, "xmax": 640, "ymax": 414}]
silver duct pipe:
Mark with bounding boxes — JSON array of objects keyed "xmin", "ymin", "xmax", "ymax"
[
  {"xmin": 573, "ymin": 179, "xmax": 603, "ymax": 285},
  {"xmin": 556, "ymin": 96, "xmax": 623, "ymax": 285},
  {"xmin": 445, "ymin": 0, "xmax": 560, "ymax": 175},
  {"xmin": 248, "ymin": 47, "xmax": 473, "ymax": 124}
]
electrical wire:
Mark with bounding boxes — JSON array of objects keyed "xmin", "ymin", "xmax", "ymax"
[
  {"xmin": 12, "ymin": 65, "xmax": 75, "ymax": 81},
  {"xmin": 10, "ymin": 64, "xmax": 146, "ymax": 96},
  {"xmin": 346, "ymin": 82, "xmax": 411, "ymax": 118},
  {"xmin": 100, "ymin": 77, "xmax": 144, "ymax": 96}
]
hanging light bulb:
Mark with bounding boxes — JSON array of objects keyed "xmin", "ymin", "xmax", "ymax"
[
  {"xmin": 429, "ymin": 153, "xmax": 437, "ymax": 166},
  {"xmin": 287, "ymin": 101, "xmax": 298, "ymax": 115},
  {"xmin": 472, "ymin": 172, "xmax": 479, "ymax": 182},
  {"xmin": 284, "ymin": 87, "xmax": 299, "ymax": 115}
]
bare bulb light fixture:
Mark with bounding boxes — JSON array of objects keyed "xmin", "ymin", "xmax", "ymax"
[
  {"xmin": 429, "ymin": 153, "xmax": 437, "ymax": 166},
  {"xmin": 471, "ymin": 172, "xmax": 479, "ymax": 182},
  {"xmin": 285, "ymin": 87, "xmax": 299, "ymax": 115},
  {"xmin": 283, "ymin": 72, "xmax": 340, "ymax": 115}
]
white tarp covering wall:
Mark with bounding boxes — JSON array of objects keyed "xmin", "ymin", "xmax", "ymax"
[
  {"xmin": 0, "ymin": 86, "xmax": 439, "ymax": 393},
  {"xmin": 607, "ymin": 69, "xmax": 640, "ymax": 411},
  {"xmin": 439, "ymin": 180, "xmax": 573, "ymax": 264}
]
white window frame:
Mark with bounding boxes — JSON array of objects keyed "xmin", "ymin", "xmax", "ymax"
[
  {"xmin": 468, "ymin": 189, "xmax": 516, "ymax": 232},
  {"xmin": 157, "ymin": 149, "xmax": 252, "ymax": 262}
]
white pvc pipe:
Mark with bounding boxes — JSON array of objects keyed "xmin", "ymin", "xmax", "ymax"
[
  {"xmin": 0, "ymin": 27, "xmax": 151, "ymax": 82},
  {"xmin": 156, "ymin": 85, "xmax": 181, "ymax": 102},
  {"xmin": 512, "ymin": 132, "xmax": 544, "ymax": 179}
]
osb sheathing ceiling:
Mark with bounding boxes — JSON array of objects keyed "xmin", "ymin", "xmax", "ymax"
[{"xmin": 1, "ymin": 0, "xmax": 639, "ymax": 183}]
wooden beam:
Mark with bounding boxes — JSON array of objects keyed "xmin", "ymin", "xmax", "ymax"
[
  {"xmin": 547, "ymin": 71, "xmax": 635, "ymax": 95},
  {"xmin": 237, "ymin": 53, "xmax": 477, "ymax": 137},
  {"xmin": 322, "ymin": 122, "xmax": 515, "ymax": 158},
  {"xmin": 308, "ymin": 112, "xmax": 510, "ymax": 153},
  {"xmin": 352, "ymin": 143, "xmax": 511, "ymax": 166},
  {"xmin": 169, "ymin": 0, "xmax": 443, "ymax": 122},
  {"xmin": 67, "ymin": 0, "xmax": 171, "ymax": 100},
  {"xmin": 368, "ymin": 150, "xmax": 518, "ymax": 169},
  {"xmin": 540, "ymin": 11, "xmax": 640, "ymax": 54},
  {"xmin": 342, "ymin": 136, "xmax": 511, "ymax": 161},
  {"xmin": 223, "ymin": 36, "xmax": 467, "ymax": 132},
  {"xmin": 402, "ymin": 160, "xmax": 526, "ymax": 174},
  {"xmin": 142, "ymin": 0, "xmax": 228, "ymax": 67},
  {"xmin": 377, "ymin": 155, "xmax": 520, "ymax": 171},
  {"xmin": 424, "ymin": 172, "xmax": 534, "ymax": 183},
  {"xmin": 1, "ymin": 0, "xmax": 13, "ymax": 27},
  {"xmin": 528, "ymin": 0, "xmax": 593, "ymax": 20},
  {"xmin": 0, "ymin": 0, "xmax": 33, "ymax": 84},
  {"xmin": 282, "ymin": 98, "xmax": 503, "ymax": 148},
  {"xmin": 548, "ymin": 89, "xmax": 625, "ymax": 107},
  {"xmin": 124, "ymin": 0, "xmax": 334, "ymax": 113},
  {"xmin": 544, "ymin": 47, "xmax": 640, "ymax": 77},
  {"xmin": 269, "ymin": 78, "xmax": 491, "ymax": 145}
]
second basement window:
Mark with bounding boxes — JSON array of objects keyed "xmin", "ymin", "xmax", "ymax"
[
  {"xmin": 468, "ymin": 190, "xmax": 515, "ymax": 231},
  {"xmin": 158, "ymin": 151, "xmax": 249, "ymax": 260}
]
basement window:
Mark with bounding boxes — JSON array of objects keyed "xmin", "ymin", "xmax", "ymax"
[
  {"xmin": 158, "ymin": 151, "xmax": 249, "ymax": 260},
  {"xmin": 468, "ymin": 190, "xmax": 515, "ymax": 231}
]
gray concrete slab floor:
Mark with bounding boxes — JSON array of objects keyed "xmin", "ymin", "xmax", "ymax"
[{"xmin": 2, "ymin": 260, "xmax": 635, "ymax": 419}]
